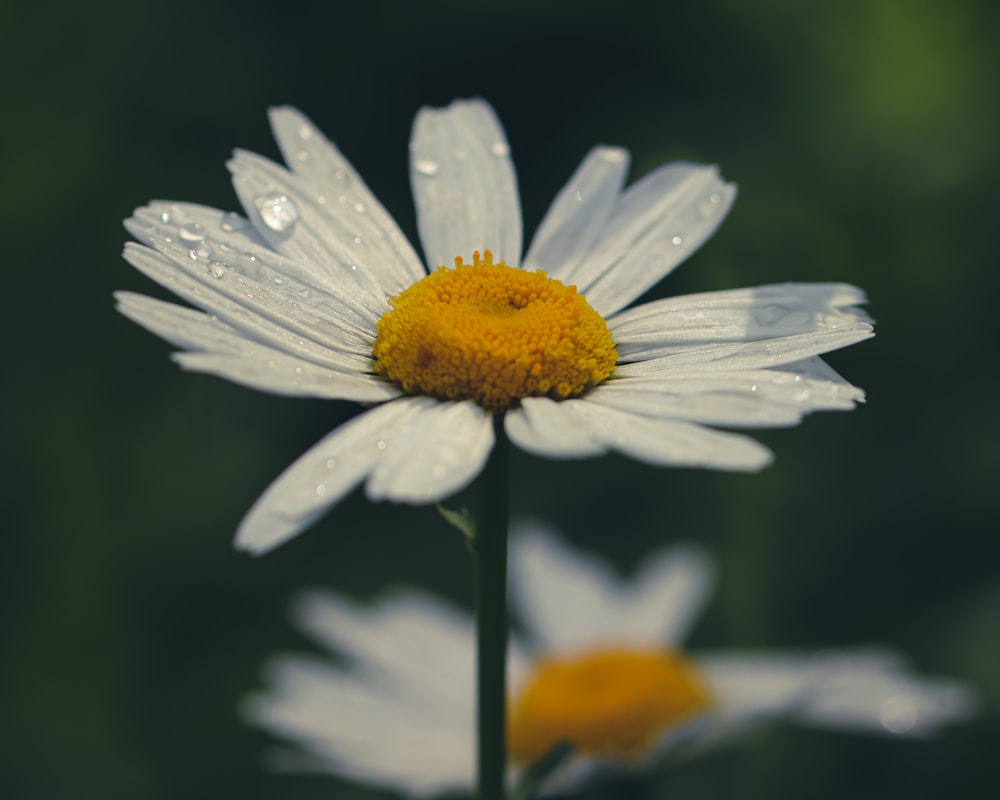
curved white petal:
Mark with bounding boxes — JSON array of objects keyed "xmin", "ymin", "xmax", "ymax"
[
  {"xmin": 509, "ymin": 522, "xmax": 629, "ymax": 651},
  {"xmin": 609, "ymin": 282, "xmax": 872, "ymax": 356},
  {"xmin": 228, "ymin": 149, "xmax": 393, "ymax": 318},
  {"xmin": 268, "ymin": 106, "xmax": 427, "ymax": 293},
  {"xmin": 509, "ymin": 398, "xmax": 772, "ymax": 471},
  {"xmin": 410, "ymin": 99, "xmax": 522, "ymax": 269},
  {"xmin": 523, "ymin": 146, "xmax": 630, "ymax": 277},
  {"xmin": 505, "ymin": 396, "xmax": 607, "ymax": 458},
  {"xmin": 122, "ymin": 210, "xmax": 380, "ymax": 362},
  {"xmin": 590, "ymin": 361, "xmax": 864, "ymax": 428},
  {"xmin": 235, "ymin": 399, "xmax": 424, "ymax": 554},
  {"xmin": 116, "ymin": 292, "xmax": 397, "ymax": 401},
  {"xmin": 570, "ymin": 164, "xmax": 736, "ymax": 317},
  {"xmin": 363, "ymin": 398, "xmax": 494, "ymax": 503}
]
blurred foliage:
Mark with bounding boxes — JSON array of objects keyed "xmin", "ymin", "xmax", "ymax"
[{"xmin": 1, "ymin": 0, "xmax": 998, "ymax": 798}]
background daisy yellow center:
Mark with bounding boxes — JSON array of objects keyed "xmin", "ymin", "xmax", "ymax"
[
  {"xmin": 508, "ymin": 647, "xmax": 713, "ymax": 763},
  {"xmin": 373, "ymin": 251, "xmax": 618, "ymax": 412}
]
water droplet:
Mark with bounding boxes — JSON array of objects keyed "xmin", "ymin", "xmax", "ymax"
[
  {"xmin": 298, "ymin": 124, "xmax": 313, "ymax": 140},
  {"xmin": 209, "ymin": 262, "xmax": 226, "ymax": 278},
  {"xmin": 334, "ymin": 168, "xmax": 349, "ymax": 183},
  {"xmin": 256, "ymin": 192, "xmax": 300, "ymax": 233},
  {"xmin": 574, "ymin": 190, "xmax": 583, "ymax": 203},
  {"xmin": 295, "ymin": 150, "xmax": 310, "ymax": 163},
  {"xmin": 273, "ymin": 276, "xmax": 284, "ymax": 285},
  {"xmin": 219, "ymin": 212, "xmax": 246, "ymax": 232},
  {"xmin": 315, "ymin": 483, "xmax": 328, "ymax": 497},
  {"xmin": 376, "ymin": 439, "xmax": 387, "ymax": 450},
  {"xmin": 490, "ymin": 141, "xmax": 510, "ymax": 157},
  {"xmin": 294, "ymin": 366, "xmax": 303, "ymax": 374},
  {"xmin": 880, "ymin": 696, "xmax": 918, "ymax": 734},
  {"xmin": 750, "ymin": 384, "xmax": 758, "ymax": 392},
  {"xmin": 298, "ymin": 288, "xmax": 312, "ymax": 299},
  {"xmin": 316, "ymin": 194, "xmax": 327, "ymax": 205},
  {"xmin": 179, "ymin": 223, "xmax": 206, "ymax": 242},
  {"xmin": 353, "ymin": 201, "xmax": 366, "ymax": 214},
  {"xmin": 159, "ymin": 210, "xmax": 172, "ymax": 224},
  {"xmin": 266, "ymin": 360, "xmax": 276, "ymax": 368},
  {"xmin": 353, "ymin": 236, "xmax": 362, "ymax": 244},
  {"xmin": 414, "ymin": 158, "xmax": 440, "ymax": 176},
  {"xmin": 671, "ymin": 235, "xmax": 683, "ymax": 246},
  {"xmin": 325, "ymin": 458, "xmax": 338, "ymax": 470},
  {"xmin": 709, "ymin": 192, "xmax": 721, "ymax": 204}
]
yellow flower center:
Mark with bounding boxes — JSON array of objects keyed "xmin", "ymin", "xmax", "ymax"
[
  {"xmin": 508, "ymin": 647, "xmax": 713, "ymax": 764},
  {"xmin": 372, "ymin": 251, "xmax": 618, "ymax": 412}
]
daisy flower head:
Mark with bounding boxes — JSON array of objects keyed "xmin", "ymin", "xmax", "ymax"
[
  {"xmin": 116, "ymin": 100, "xmax": 874, "ymax": 553},
  {"xmin": 245, "ymin": 524, "xmax": 976, "ymax": 797}
]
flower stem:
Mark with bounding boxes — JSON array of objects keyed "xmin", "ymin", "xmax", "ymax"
[{"xmin": 474, "ymin": 415, "xmax": 510, "ymax": 800}]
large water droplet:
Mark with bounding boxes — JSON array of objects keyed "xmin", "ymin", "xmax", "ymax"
[
  {"xmin": 209, "ymin": 262, "xmax": 226, "ymax": 278},
  {"xmin": 414, "ymin": 158, "xmax": 440, "ymax": 176},
  {"xmin": 257, "ymin": 192, "xmax": 300, "ymax": 233},
  {"xmin": 179, "ymin": 223, "xmax": 206, "ymax": 242}
]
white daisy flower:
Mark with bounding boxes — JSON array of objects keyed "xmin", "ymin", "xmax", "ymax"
[
  {"xmin": 116, "ymin": 100, "xmax": 873, "ymax": 554},
  {"xmin": 245, "ymin": 524, "xmax": 976, "ymax": 797}
]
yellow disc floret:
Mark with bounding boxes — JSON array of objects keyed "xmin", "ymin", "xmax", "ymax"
[
  {"xmin": 373, "ymin": 251, "xmax": 618, "ymax": 412},
  {"xmin": 509, "ymin": 647, "xmax": 713, "ymax": 763}
]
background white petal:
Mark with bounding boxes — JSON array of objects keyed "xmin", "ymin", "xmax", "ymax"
[
  {"xmin": 245, "ymin": 657, "xmax": 473, "ymax": 797},
  {"xmin": 522, "ymin": 146, "xmax": 630, "ymax": 277},
  {"xmin": 363, "ymin": 398, "xmax": 494, "ymax": 504},
  {"xmin": 410, "ymin": 99, "xmax": 522, "ymax": 269},
  {"xmin": 562, "ymin": 163, "xmax": 736, "ymax": 317},
  {"xmin": 268, "ymin": 106, "xmax": 428, "ymax": 293},
  {"xmin": 509, "ymin": 521, "xmax": 629, "ymax": 652},
  {"xmin": 235, "ymin": 399, "xmax": 426, "ymax": 554}
]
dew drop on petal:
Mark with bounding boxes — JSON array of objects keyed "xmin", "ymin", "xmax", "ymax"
[
  {"xmin": 315, "ymin": 483, "xmax": 328, "ymax": 497},
  {"xmin": 209, "ymin": 262, "xmax": 226, "ymax": 278},
  {"xmin": 325, "ymin": 458, "xmax": 338, "ymax": 470},
  {"xmin": 376, "ymin": 439, "xmax": 387, "ymax": 450},
  {"xmin": 880, "ymin": 696, "xmax": 919, "ymax": 734},
  {"xmin": 256, "ymin": 192, "xmax": 300, "ymax": 233},
  {"xmin": 490, "ymin": 141, "xmax": 510, "ymax": 157},
  {"xmin": 219, "ymin": 212, "xmax": 247, "ymax": 232},
  {"xmin": 295, "ymin": 150, "xmax": 310, "ymax": 164},
  {"xmin": 671, "ymin": 235, "xmax": 683, "ymax": 246},
  {"xmin": 298, "ymin": 124, "xmax": 313, "ymax": 140},
  {"xmin": 179, "ymin": 223, "xmax": 206, "ymax": 242},
  {"xmin": 353, "ymin": 201, "xmax": 367, "ymax": 214},
  {"xmin": 159, "ymin": 210, "xmax": 172, "ymax": 224},
  {"xmin": 414, "ymin": 158, "xmax": 441, "ymax": 176}
]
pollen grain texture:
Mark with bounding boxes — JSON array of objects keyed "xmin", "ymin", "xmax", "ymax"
[{"xmin": 373, "ymin": 251, "xmax": 617, "ymax": 412}]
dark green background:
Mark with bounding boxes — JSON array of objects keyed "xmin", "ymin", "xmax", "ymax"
[{"xmin": 2, "ymin": 0, "xmax": 997, "ymax": 797}]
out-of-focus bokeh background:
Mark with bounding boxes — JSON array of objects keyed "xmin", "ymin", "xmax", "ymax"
[{"xmin": 2, "ymin": 0, "xmax": 998, "ymax": 797}]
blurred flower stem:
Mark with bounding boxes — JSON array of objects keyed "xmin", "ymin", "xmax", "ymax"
[{"xmin": 474, "ymin": 415, "xmax": 509, "ymax": 800}]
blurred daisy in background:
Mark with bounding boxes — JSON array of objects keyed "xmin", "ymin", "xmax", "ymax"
[
  {"xmin": 245, "ymin": 523, "xmax": 975, "ymax": 796},
  {"xmin": 116, "ymin": 99, "xmax": 873, "ymax": 554}
]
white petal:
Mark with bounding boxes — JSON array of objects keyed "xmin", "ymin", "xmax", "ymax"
[
  {"xmin": 410, "ymin": 99, "xmax": 522, "ymax": 268},
  {"xmin": 235, "ymin": 400, "xmax": 422, "ymax": 554},
  {"xmin": 504, "ymin": 397, "xmax": 607, "ymax": 458},
  {"xmin": 293, "ymin": 589, "xmax": 475, "ymax": 712},
  {"xmin": 609, "ymin": 282, "xmax": 873, "ymax": 359},
  {"xmin": 511, "ymin": 398, "xmax": 773, "ymax": 471},
  {"xmin": 591, "ymin": 362, "xmax": 864, "ymax": 427},
  {"xmin": 619, "ymin": 545, "xmax": 715, "ymax": 646},
  {"xmin": 268, "ymin": 106, "xmax": 427, "ymax": 292},
  {"xmin": 116, "ymin": 292, "xmax": 397, "ymax": 402},
  {"xmin": 228, "ymin": 149, "xmax": 393, "ymax": 318},
  {"xmin": 570, "ymin": 164, "xmax": 736, "ymax": 317},
  {"xmin": 122, "ymin": 226, "xmax": 380, "ymax": 369},
  {"xmin": 509, "ymin": 522, "xmax": 629, "ymax": 651},
  {"xmin": 364, "ymin": 398, "xmax": 494, "ymax": 503},
  {"xmin": 246, "ymin": 657, "xmax": 473, "ymax": 796},
  {"xmin": 523, "ymin": 146, "xmax": 630, "ymax": 277}
]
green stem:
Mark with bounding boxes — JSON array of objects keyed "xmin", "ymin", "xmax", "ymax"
[{"xmin": 474, "ymin": 415, "xmax": 510, "ymax": 800}]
